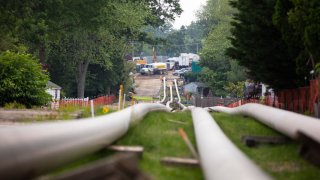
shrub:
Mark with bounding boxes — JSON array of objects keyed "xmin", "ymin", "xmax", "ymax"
[
  {"xmin": 4, "ymin": 101, "xmax": 26, "ymax": 109},
  {"xmin": 0, "ymin": 51, "xmax": 51, "ymax": 108}
]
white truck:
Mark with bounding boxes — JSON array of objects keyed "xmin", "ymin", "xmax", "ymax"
[
  {"xmin": 140, "ymin": 63, "xmax": 167, "ymax": 75},
  {"xmin": 179, "ymin": 53, "xmax": 190, "ymax": 68},
  {"xmin": 166, "ymin": 58, "xmax": 177, "ymax": 70}
]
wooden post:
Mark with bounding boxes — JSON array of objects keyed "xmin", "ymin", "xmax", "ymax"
[
  {"xmin": 123, "ymin": 94, "xmax": 126, "ymax": 109},
  {"xmin": 131, "ymin": 94, "xmax": 135, "ymax": 106},
  {"xmin": 178, "ymin": 128, "xmax": 199, "ymax": 159},
  {"xmin": 118, "ymin": 84, "xmax": 123, "ymax": 111},
  {"xmin": 90, "ymin": 100, "xmax": 94, "ymax": 118}
]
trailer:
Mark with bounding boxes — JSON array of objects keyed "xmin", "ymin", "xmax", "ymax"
[{"xmin": 178, "ymin": 53, "xmax": 190, "ymax": 68}]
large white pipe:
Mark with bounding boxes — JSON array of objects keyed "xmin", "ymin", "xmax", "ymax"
[
  {"xmin": 173, "ymin": 79, "xmax": 187, "ymax": 110},
  {"xmin": 208, "ymin": 103, "xmax": 320, "ymax": 144},
  {"xmin": 160, "ymin": 77, "xmax": 166, "ymax": 103},
  {"xmin": 174, "ymin": 79, "xmax": 181, "ymax": 103},
  {"xmin": 118, "ymin": 89, "xmax": 121, "ymax": 110},
  {"xmin": 191, "ymin": 108, "xmax": 271, "ymax": 180},
  {"xmin": 166, "ymin": 85, "xmax": 174, "ymax": 109},
  {"xmin": 170, "ymin": 85, "xmax": 173, "ymax": 102},
  {"xmin": 0, "ymin": 103, "xmax": 169, "ymax": 179},
  {"xmin": 170, "ymin": 85, "xmax": 173, "ymax": 103},
  {"xmin": 178, "ymin": 102, "xmax": 187, "ymax": 111}
]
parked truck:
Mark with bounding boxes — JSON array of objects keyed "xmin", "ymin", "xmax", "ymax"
[
  {"xmin": 132, "ymin": 57, "xmax": 147, "ymax": 73},
  {"xmin": 140, "ymin": 63, "xmax": 167, "ymax": 75},
  {"xmin": 178, "ymin": 53, "xmax": 190, "ymax": 68},
  {"xmin": 166, "ymin": 58, "xmax": 177, "ymax": 70}
]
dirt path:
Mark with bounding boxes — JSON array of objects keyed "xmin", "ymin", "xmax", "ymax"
[
  {"xmin": 0, "ymin": 109, "xmax": 59, "ymax": 125},
  {"xmin": 134, "ymin": 74, "xmax": 162, "ymax": 97},
  {"xmin": 134, "ymin": 72, "xmax": 181, "ymax": 97}
]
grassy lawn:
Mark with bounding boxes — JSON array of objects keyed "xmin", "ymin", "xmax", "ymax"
[
  {"xmin": 49, "ymin": 111, "xmax": 203, "ymax": 180},
  {"xmin": 113, "ymin": 111, "xmax": 203, "ymax": 180},
  {"xmin": 134, "ymin": 96, "xmax": 154, "ymax": 102},
  {"xmin": 212, "ymin": 112, "xmax": 320, "ymax": 180},
  {"xmin": 21, "ymin": 105, "xmax": 117, "ymax": 122}
]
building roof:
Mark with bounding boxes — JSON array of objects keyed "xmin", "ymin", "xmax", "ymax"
[
  {"xmin": 46, "ymin": 81, "xmax": 61, "ymax": 89},
  {"xmin": 184, "ymin": 82, "xmax": 208, "ymax": 88}
]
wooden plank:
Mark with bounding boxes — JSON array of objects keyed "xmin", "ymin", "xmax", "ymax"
[
  {"xmin": 52, "ymin": 153, "xmax": 150, "ymax": 180},
  {"xmin": 161, "ymin": 157, "xmax": 200, "ymax": 167},
  {"xmin": 297, "ymin": 131, "xmax": 320, "ymax": 166},
  {"xmin": 107, "ymin": 145, "xmax": 144, "ymax": 157},
  {"xmin": 167, "ymin": 119, "xmax": 187, "ymax": 125},
  {"xmin": 241, "ymin": 135, "xmax": 289, "ymax": 147},
  {"xmin": 178, "ymin": 128, "xmax": 199, "ymax": 159}
]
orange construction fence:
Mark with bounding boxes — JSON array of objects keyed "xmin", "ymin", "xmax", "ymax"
[{"xmin": 228, "ymin": 80, "xmax": 319, "ymax": 115}]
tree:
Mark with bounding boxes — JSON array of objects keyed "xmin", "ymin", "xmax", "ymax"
[
  {"xmin": 273, "ymin": 0, "xmax": 310, "ymax": 84},
  {"xmin": 0, "ymin": 0, "xmax": 65, "ymax": 62},
  {"xmin": 165, "ymin": 27, "xmax": 187, "ymax": 56},
  {"xmin": 1, "ymin": 0, "xmax": 183, "ymax": 99},
  {"xmin": 224, "ymin": 81, "xmax": 245, "ymax": 98},
  {"xmin": 140, "ymin": 0, "xmax": 182, "ymax": 26},
  {"xmin": 197, "ymin": 0, "xmax": 246, "ymax": 96},
  {"xmin": 227, "ymin": 0, "xmax": 299, "ymax": 90},
  {"xmin": 47, "ymin": 1, "xmax": 151, "ymax": 98},
  {"xmin": 287, "ymin": 0, "xmax": 320, "ymax": 67},
  {"xmin": 0, "ymin": 51, "xmax": 51, "ymax": 107}
]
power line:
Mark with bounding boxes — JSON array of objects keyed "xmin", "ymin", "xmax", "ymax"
[{"xmin": 130, "ymin": 41, "xmax": 201, "ymax": 48}]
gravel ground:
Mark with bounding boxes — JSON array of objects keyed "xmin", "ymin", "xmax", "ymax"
[{"xmin": 134, "ymin": 71, "xmax": 180, "ymax": 97}]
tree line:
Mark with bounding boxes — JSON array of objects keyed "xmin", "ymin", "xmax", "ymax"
[
  {"xmin": 180, "ymin": 0, "xmax": 319, "ymax": 97},
  {"xmin": 0, "ymin": 0, "xmax": 182, "ymax": 106},
  {"xmin": 227, "ymin": 0, "xmax": 320, "ymax": 90}
]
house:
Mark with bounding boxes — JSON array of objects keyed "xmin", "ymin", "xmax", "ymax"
[
  {"xmin": 183, "ymin": 82, "xmax": 210, "ymax": 97},
  {"xmin": 46, "ymin": 81, "xmax": 61, "ymax": 100}
]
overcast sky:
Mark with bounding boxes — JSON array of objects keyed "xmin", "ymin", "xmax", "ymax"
[{"xmin": 173, "ymin": 0, "xmax": 207, "ymax": 29}]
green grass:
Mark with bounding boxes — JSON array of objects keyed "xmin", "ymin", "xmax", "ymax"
[
  {"xmin": 134, "ymin": 96, "xmax": 154, "ymax": 101},
  {"xmin": 22, "ymin": 105, "xmax": 117, "ymax": 122},
  {"xmin": 59, "ymin": 105, "xmax": 116, "ymax": 118},
  {"xmin": 47, "ymin": 111, "xmax": 203, "ymax": 180},
  {"xmin": 44, "ymin": 111, "xmax": 320, "ymax": 180},
  {"xmin": 114, "ymin": 111, "xmax": 203, "ymax": 180},
  {"xmin": 212, "ymin": 112, "xmax": 320, "ymax": 180}
]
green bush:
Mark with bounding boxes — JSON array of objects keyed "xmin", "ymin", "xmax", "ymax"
[
  {"xmin": 4, "ymin": 101, "xmax": 26, "ymax": 109},
  {"xmin": 0, "ymin": 51, "xmax": 51, "ymax": 108}
]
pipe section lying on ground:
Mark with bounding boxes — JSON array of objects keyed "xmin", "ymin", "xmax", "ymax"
[
  {"xmin": 178, "ymin": 102, "xmax": 187, "ymax": 111},
  {"xmin": 166, "ymin": 85, "xmax": 173, "ymax": 109},
  {"xmin": 0, "ymin": 103, "xmax": 169, "ymax": 179},
  {"xmin": 208, "ymin": 103, "xmax": 320, "ymax": 144},
  {"xmin": 160, "ymin": 77, "xmax": 166, "ymax": 103},
  {"xmin": 173, "ymin": 79, "xmax": 187, "ymax": 111},
  {"xmin": 191, "ymin": 108, "xmax": 271, "ymax": 180},
  {"xmin": 174, "ymin": 79, "xmax": 181, "ymax": 103}
]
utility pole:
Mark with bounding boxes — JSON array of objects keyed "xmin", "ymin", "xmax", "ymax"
[
  {"xmin": 153, "ymin": 46, "xmax": 157, "ymax": 63},
  {"xmin": 132, "ymin": 42, "xmax": 134, "ymax": 59},
  {"xmin": 196, "ymin": 43, "xmax": 199, "ymax": 54}
]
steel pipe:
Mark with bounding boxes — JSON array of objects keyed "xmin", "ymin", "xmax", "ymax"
[
  {"xmin": 166, "ymin": 85, "xmax": 173, "ymax": 109},
  {"xmin": 174, "ymin": 79, "xmax": 181, "ymax": 103},
  {"xmin": 0, "ymin": 103, "xmax": 169, "ymax": 179},
  {"xmin": 160, "ymin": 77, "xmax": 166, "ymax": 103},
  {"xmin": 208, "ymin": 103, "xmax": 320, "ymax": 144},
  {"xmin": 173, "ymin": 79, "xmax": 187, "ymax": 111},
  {"xmin": 170, "ymin": 85, "xmax": 173, "ymax": 103},
  {"xmin": 191, "ymin": 108, "xmax": 271, "ymax": 180},
  {"xmin": 178, "ymin": 102, "xmax": 187, "ymax": 111}
]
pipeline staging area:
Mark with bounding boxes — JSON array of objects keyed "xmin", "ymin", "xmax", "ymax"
[{"xmin": 0, "ymin": 77, "xmax": 320, "ymax": 179}]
